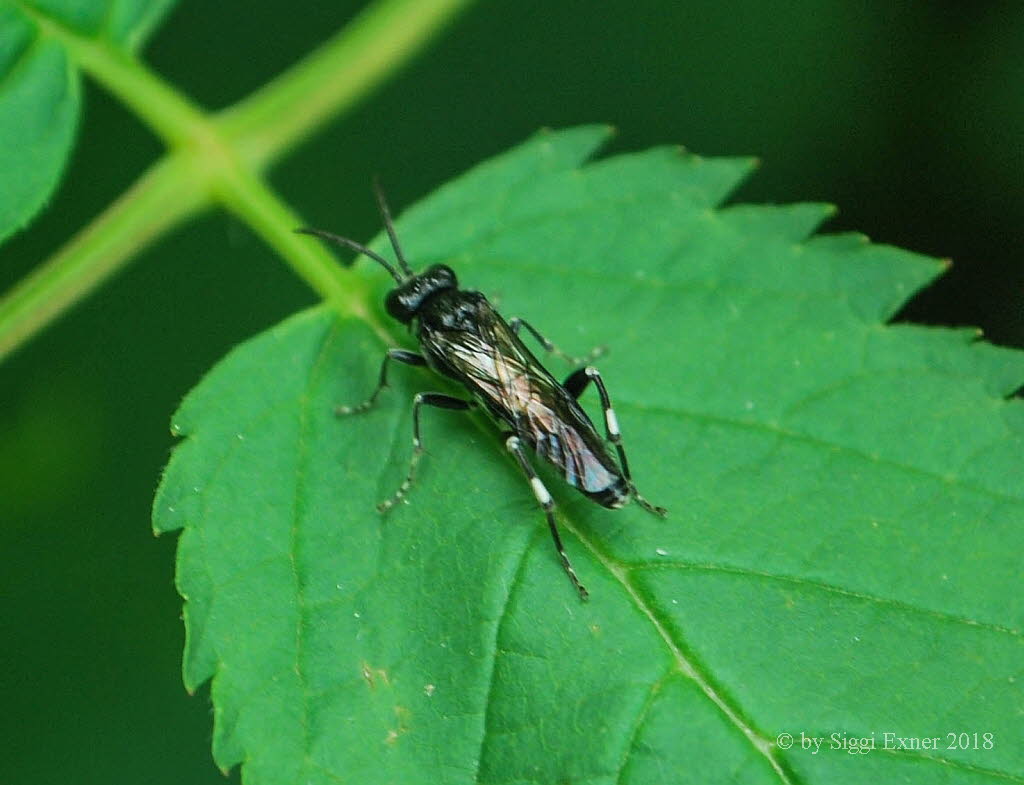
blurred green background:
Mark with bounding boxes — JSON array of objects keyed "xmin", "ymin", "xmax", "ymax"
[{"xmin": 2, "ymin": 1, "xmax": 1021, "ymax": 783}]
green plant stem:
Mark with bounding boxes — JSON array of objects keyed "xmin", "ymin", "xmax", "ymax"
[
  {"xmin": 218, "ymin": 0, "xmax": 476, "ymax": 170},
  {"xmin": 0, "ymin": 157, "xmax": 207, "ymax": 360},
  {"xmin": 0, "ymin": 0, "xmax": 475, "ymax": 362}
]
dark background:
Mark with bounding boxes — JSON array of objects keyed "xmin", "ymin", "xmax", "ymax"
[{"xmin": 2, "ymin": 1, "xmax": 1021, "ymax": 782}]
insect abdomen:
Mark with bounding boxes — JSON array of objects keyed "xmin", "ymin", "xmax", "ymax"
[
  {"xmin": 533, "ymin": 430, "xmax": 628, "ymax": 509},
  {"xmin": 588, "ymin": 477, "xmax": 630, "ymax": 509}
]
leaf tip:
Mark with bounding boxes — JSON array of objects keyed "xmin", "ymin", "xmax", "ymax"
[{"xmin": 573, "ymin": 122, "xmax": 618, "ymax": 150}]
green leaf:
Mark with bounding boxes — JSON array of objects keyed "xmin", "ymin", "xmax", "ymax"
[
  {"xmin": 154, "ymin": 127, "xmax": 1024, "ymax": 784},
  {"xmin": 0, "ymin": 0, "xmax": 176, "ymax": 243}
]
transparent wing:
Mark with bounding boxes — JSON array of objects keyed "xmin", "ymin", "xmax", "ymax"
[{"xmin": 428, "ymin": 312, "xmax": 618, "ymax": 493}]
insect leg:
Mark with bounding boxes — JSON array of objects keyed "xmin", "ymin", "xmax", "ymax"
[
  {"xmin": 336, "ymin": 349, "xmax": 426, "ymax": 415},
  {"xmin": 378, "ymin": 393, "xmax": 475, "ymax": 514},
  {"xmin": 504, "ymin": 434, "xmax": 589, "ymax": 601},
  {"xmin": 563, "ymin": 367, "xmax": 668, "ymax": 518},
  {"xmin": 508, "ymin": 317, "xmax": 605, "ymax": 367}
]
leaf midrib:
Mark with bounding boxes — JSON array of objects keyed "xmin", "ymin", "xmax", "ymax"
[{"xmin": 561, "ymin": 511, "xmax": 795, "ymax": 784}]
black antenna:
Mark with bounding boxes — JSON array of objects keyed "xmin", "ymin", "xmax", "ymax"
[
  {"xmin": 373, "ymin": 177, "xmax": 413, "ymax": 277},
  {"xmin": 295, "ymin": 228, "xmax": 405, "ymax": 284}
]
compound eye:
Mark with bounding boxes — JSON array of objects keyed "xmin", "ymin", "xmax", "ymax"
[
  {"xmin": 427, "ymin": 264, "xmax": 458, "ymax": 288},
  {"xmin": 385, "ymin": 289, "xmax": 414, "ymax": 323}
]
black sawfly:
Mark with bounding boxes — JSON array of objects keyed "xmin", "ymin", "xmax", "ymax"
[{"xmin": 298, "ymin": 183, "xmax": 666, "ymax": 600}]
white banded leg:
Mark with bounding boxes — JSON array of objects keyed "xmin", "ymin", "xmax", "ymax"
[
  {"xmin": 336, "ymin": 349, "xmax": 426, "ymax": 415},
  {"xmin": 377, "ymin": 393, "xmax": 474, "ymax": 513},
  {"xmin": 509, "ymin": 317, "xmax": 606, "ymax": 367},
  {"xmin": 563, "ymin": 366, "xmax": 668, "ymax": 517},
  {"xmin": 505, "ymin": 434, "xmax": 589, "ymax": 601}
]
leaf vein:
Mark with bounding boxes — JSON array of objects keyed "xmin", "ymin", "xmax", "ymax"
[
  {"xmin": 873, "ymin": 745, "xmax": 1024, "ymax": 783},
  {"xmin": 613, "ymin": 668, "xmax": 675, "ymax": 785},
  {"xmin": 628, "ymin": 561, "xmax": 1022, "ymax": 638},
  {"xmin": 0, "ymin": 30, "xmax": 42, "ymax": 98},
  {"xmin": 472, "ymin": 527, "xmax": 544, "ymax": 785},
  {"xmin": 287, "ymin": 320, "xmax": 341, "ymax": 765},
  {"xmin": 616, "ymin": 400, "xmax": 1024, "ymax": 507},
  {"xmin": 561, "ymin": 517, "xmax": 796, "ymax": 785}
]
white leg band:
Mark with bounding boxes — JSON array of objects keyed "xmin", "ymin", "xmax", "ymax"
[
  {"xmin": 605, "ymin": 408, "xmax": 620, "ymax": 438},
  {"xmin": 530, "ymin": 477, "xmax": 552, "ymax": 507}
]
